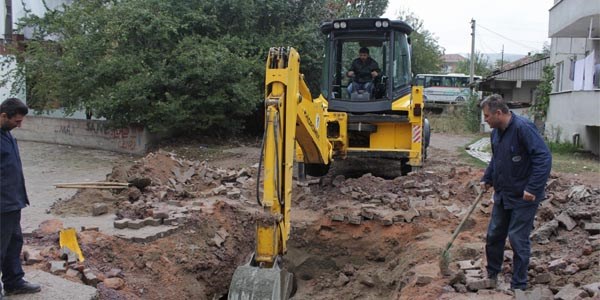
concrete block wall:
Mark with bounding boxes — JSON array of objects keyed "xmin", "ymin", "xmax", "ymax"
[{"xmin": 12, "ymin": 116, "xmax": 153, "ymax": 154}]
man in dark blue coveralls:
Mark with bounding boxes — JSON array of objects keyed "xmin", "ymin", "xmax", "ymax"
[
  {"xmin": 480, "ymin": 94, "xmax": 551, "ymax": 291},
  {"xmin": 0, "ymin": 98, "xmax": 41, "ymax": 298}
]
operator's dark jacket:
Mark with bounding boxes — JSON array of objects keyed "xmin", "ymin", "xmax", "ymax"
[
  {"xmin": 349, "ymin": 57, "xmax": 380, "ymax": 83},
  {"xmin": 482, "ymin": 113, "xmax": 551, "ymax": 209},
  {"xmin": 1, "ymin": 129, "xmax": 29, "ymax": 213}
]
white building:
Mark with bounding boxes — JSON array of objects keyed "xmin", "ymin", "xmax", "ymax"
[
  {"xmin": 1, "ymin": 0, "xmax": 72, "ymax": 105},
  {"xmin": 547, "ymin": 0, "xmax": 600, "ymax": 155}
]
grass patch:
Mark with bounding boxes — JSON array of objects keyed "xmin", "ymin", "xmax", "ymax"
[
  {"xmin": 427, "ymin": 112, "xmax": 470, "ymax": 135},
  {"xmin": 552, "ymin": 152, "xmax": 600, "ymax": 173},
  {"xmin": 543, "ymin": 140, "xmax": 599, "ymax": 173},
  {"xmin": 457, "ymin": 135, "xmax": 489, "ymax": 168},
  {"xmin": 459, "ymin": 149, "xmax": 488, "ymax": 168},
  {"xmin": 426, "ymin": 104, "xmax": 481, "ymax": 135},
  {"xmin": 547, "ymin": 141, "xmax": 581, "ymax": 154},
  {"xmin": 154, "ymin": 135, "xmax": 259, "ymax": 161},
  {"xmin": 425, "ymin": 99, "xmax": 482, "ymax": 135},
  {"xmin": 479, "ymin": 142, "xmax": 492, "ymax": 153}
]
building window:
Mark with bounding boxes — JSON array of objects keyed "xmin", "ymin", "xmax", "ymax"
[{"xmin": 555, "ymin": 62, "xmax": 564, "ymax": 92}]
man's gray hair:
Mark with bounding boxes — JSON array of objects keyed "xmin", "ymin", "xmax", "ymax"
[{"xmin": 481, "ymin": 94, "xmax": 509, "ymax": 114}]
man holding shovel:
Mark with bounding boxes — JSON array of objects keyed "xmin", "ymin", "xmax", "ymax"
[{"xmin": 480, "ymin": 94, "xmax": 551, "ymax": 291}]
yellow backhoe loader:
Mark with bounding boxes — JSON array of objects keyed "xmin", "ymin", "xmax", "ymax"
[{"xmin": 228, "ymin": 18, "xmax": 430, "ymax": 300}]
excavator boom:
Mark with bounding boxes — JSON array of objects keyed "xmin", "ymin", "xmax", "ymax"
[{"xmin": 228, "ymin": 47, "xmax": 346, "ymax": 300}]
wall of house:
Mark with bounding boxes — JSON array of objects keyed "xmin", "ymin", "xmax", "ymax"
[
  {"xmin": 546, "ymin": 90, "xmax": 600, "ymax": 155},
  {"xmin": 512, "ymin": 81, "xmax": 539, "ymax": 103},
  {"xmin": 12, "ymin": 116, "xmax": 154, "ymax": 154},
  {"xmin": 549, "ymin": 0, "xmax": 600, "ymax": 37},
  {"xmin": 482, "ymin": 81, "xmax": 539, "ymax": 104}
]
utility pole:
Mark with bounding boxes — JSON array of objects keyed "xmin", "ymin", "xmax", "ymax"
[
  {"xmin": 5, "ymin": 0, "xmax": 13, "ymax": 42},
  {"xmin": 501, "ymin": 44, "xmax": 504, "ymax": 71},
  {"xmin": 469, "ymin": 19, "xmax": 476, "ymax": 85}
]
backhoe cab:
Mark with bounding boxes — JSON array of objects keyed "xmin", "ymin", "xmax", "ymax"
[
  {"xmin": 228, "ymin": 18, "xmax": 429, "ymax": 300},
  {"xmin": 321, "ymin": 18, "xmax": 429, "ymax": 174}
]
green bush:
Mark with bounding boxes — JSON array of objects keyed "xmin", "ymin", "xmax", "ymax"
[
  {"xmin": 463, "ymin": 93, "xmax": 481, "ymax": 133},
  {"xmin": 547, "ymin": 141, "xmax": 582, "ymax": 154}
]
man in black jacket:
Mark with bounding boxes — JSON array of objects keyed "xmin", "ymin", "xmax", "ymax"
[
  {"xmin": 347, "ymin": 47, "xmax": 380, "ymax": 96},
  {"xmin": 0, "ymin": 98, "xmax": 41, "ymax": 298}
]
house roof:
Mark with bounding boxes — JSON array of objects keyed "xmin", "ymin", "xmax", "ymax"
[
  {"xmin": 485, "ymin": 56, "xmax": 550, "ymax": 82},
  {"xmin": 442, "ymin": 54, "xmax": 466, "ymax": 63},
  {"xmin": 498, "ymin": 55, "xmax": 541, "ymax": 71}
]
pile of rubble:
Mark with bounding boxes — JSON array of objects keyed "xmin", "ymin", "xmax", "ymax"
[
  {"xmin": 31, "ymin": 149, "xmax": 599, "ymax": 299},
  {"xmin": 50, "ymin": 151, "xmax": 260, "ymax": 238},
  {"xmin": 298, "ymin": 167, "xmax": 480, "ymax": 227}
]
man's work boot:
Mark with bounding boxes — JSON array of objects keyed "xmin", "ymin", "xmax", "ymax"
[
  {"xmin": 487, "ymin": 277, "xmax": 497, "ymax": 289},
  {"xmin": 4, "ymin": 281, "xmax": 41, "ymax": 295}
]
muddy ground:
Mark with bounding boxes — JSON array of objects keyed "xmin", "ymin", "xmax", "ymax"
[{"xmin": 20, "ymin": 134, "xmax": 600, "ymax": 300}]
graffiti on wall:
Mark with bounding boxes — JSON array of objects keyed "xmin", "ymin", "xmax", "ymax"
[
  {"xmin": 55, "ymin": 125, "xmax": 73, "ymax": 136},
  {"xmin": 85, "ymin": 121, "xmax": 145, "ymax": 151}
]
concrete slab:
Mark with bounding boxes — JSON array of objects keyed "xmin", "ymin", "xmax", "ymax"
[
  {"xmin": 4, "ymin": 269, "xmax": 97, "ymax": 300},
  {"xmin": 19, "ymin": 141, "xmax": 128, "ymax": 235}
]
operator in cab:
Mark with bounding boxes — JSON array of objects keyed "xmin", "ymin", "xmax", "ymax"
[{"xmin": 346, "ymin": 47, "xmax": 380, "ymax": 95}]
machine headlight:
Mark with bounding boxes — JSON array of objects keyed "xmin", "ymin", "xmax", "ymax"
[
  {"xmin": 375, "ymin": 21, "xmax": 382, "ymax": 28},
  {"xmin": 333, "ymin": 22, "xmax": 340, "ymax": 29},
  {"xmin": 340, "ymin": 22, "xmax": 347, "ymax": 29},
  {"xmin": 382, "ymin": 21, "xmax": 389, "ymax": 28}
]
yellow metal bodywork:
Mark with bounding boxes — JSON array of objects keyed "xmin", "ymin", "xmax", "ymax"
[
  {"xmin": 59, "ymin": 228, "xmax": 85, "ymax": 262},
  {"xmin": 256, "ymin": 47, "xmax": 346, "ymax": 265},
  {"xmin": 347, "ymin": 86, "xmax": 424, "ymax": 167}
]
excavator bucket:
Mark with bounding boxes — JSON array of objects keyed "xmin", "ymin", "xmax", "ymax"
[{"xmin": 228, "ymin": 260, "xmax": 293, "ymax": 300}]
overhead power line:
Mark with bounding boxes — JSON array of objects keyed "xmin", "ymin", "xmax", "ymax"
[{"xmin": 477, "ymin": 23, "xmax": 540, "ymax": 51}]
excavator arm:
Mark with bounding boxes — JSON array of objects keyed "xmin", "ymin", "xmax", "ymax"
[{"xmin": 228, "ymin": 47, "xmax": 346, "ymax": 300}]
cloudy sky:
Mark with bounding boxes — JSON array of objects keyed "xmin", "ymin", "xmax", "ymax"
[{"xmin": 382, "ymin": 0, "xmax": 555, "ymax": 55}]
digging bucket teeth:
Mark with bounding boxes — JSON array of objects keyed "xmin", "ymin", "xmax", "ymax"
[{"xmin": 228, "ymin": 255, "xmax": 293, "ymax": 300}]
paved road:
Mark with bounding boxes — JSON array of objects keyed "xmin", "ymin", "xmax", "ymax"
[{"xmin": 19, "ymin": 141, "xmax": 129, "ymax": 233}]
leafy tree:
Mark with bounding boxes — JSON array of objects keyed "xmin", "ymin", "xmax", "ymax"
[
  {"xmin": 394, "ymin": 10, "xmax": 443, "ymax": 75},
  {"xmin": 326, "ymin": 0, "xmax": 388, "ymax": 18},
  {"xmin": 7, "ymin": 0, "xmax": 387, "ymax": 135},
  {"xmin": 454, "ymin": 51, "xmax": 492, "ymax": 77}
]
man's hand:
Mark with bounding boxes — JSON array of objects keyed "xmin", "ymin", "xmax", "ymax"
[
  {"xmin": 347, "ymin": 71, "xmax": 355, "ymax": 78},
  {"xmin": 479, "ymin": 181, "xmax": 491, "ymax": 192},
  {"xmin": 371, "ymin": 70, "xmax": 378, "ymax": 78},
  {"xmin": 523, "ymin": 190, "xmax": 536, "ymax": 201}
]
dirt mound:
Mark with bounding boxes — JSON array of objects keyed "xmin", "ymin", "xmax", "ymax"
[{"xmin": 52, "ymin": 189, "xmax": 120, "ymax": 216}]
